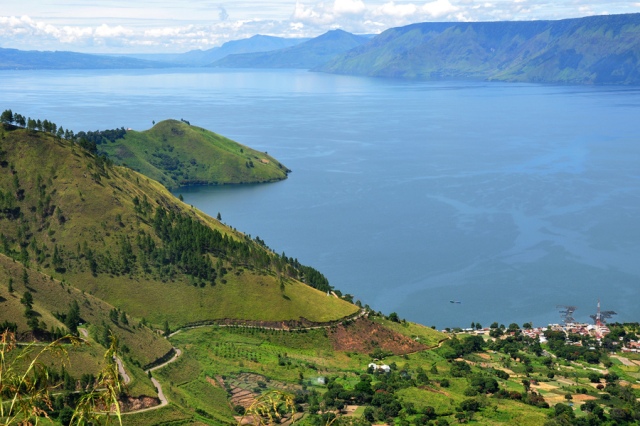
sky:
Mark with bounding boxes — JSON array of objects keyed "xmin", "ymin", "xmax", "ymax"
[{"xmin": 1, "ymin": 0, "xmax": 639, "ymax": 53}]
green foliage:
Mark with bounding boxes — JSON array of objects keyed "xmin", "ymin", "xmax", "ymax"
[
  {"xmin": 0, "ymin": 331, "xmax": 123, "ymax": 426},
  {"xmin": 99, "ymin": 119, "xmax": 289, "ymax": 189}
]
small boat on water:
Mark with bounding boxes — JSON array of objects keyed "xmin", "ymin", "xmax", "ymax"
[{"xmin": 449, "ymin": 300, "xmax": 462, "ymax": 304}]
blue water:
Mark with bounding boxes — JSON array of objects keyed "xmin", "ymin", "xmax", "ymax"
[{"xmin": 1, "ymin": 68, "xmax": 639, "ymax": 328}]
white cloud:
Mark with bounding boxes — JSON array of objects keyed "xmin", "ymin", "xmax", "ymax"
[
  {"xmin": 334, "ymin": 0, "xmax": 367, "ymax": 15},
  {"xmin": 2, "ymin": 1, "xmax": 640, "ymax": 53},
  {"xmin": 421, "ymin": 0, "xmax": 459, "ymax": 18},
  {"xmin": 374, "ymin": 2, "xmax": 418, "ymax": 18}
]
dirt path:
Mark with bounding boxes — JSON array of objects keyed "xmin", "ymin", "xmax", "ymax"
[
  {"xmin": 115, "ymin": 356, "xmax": 131, "ymax": 385},
  {"xmin": 124, "ymin": 310, "xmax": 401, "ymax": 416},
  {"xmin": 122, "ymin": 349, "xmax": 182, "ymax": 415},
  {"xmin": 169, "ymin": 309, "xmax": 368, "ymax": 338}
]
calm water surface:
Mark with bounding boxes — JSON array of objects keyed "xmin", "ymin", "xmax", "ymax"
[{"xmin": 2, "ymin": 69, "xmax": 639, "ymax": 328}]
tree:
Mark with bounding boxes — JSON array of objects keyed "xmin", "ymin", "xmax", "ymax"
[
  {"xmin": 388, "ymin": 312, "xmax": 400, "ymax": 323},
  {"xmin": 120, "ymin": 311, "xmax": 129, "ymax": 326},
  {"xmin": 1, "ymin": 109, "xmax": 14, "ymax": 124},
  {"xmin": 20, "ymin": 291, "xmax": 34, "ymax": 310},
  {"xmin": 7, "ymin": 277, "xmax": 13, "ymax": 293},
  {"xmin": 163, "ymin": 320, "xmax": 171, "ymax": 337},
  {"xmin": 65, "ymin": 300, "xmax": 81, "ymax": 335},
  {"xmin": 507, "ymin": 323, "xmax": 520, "ymax": 332}
]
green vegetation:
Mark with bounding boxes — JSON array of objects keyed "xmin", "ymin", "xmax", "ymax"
[
  {"xmin": 0, "ymin": 331, "xmax": 124, "ymax": 426},
  {"xmin": 0, "ymin": 115, "xmax": 357, "ymax": 423},
  {"xmin": 2, "ymin": 113, "xmax": 640, "ymax": 425},
  {"xmin": 147, "ymin": 321, "xmax": 638, "ymax": 425},
  {"xmin": 0, "ymin": 117, "xmax": 356, "ymax": 330},
  {"xmin": 318, "ymin": 13, "xmax": 640, "ymax": 85},
  {"xmin": 97, "ymin": 119, "xmax": 289, "ymax": 189}
]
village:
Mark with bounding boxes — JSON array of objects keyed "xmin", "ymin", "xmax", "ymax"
[{"xmin": 453, "ymin": 301, "xmax": 640, "ymax": 354}]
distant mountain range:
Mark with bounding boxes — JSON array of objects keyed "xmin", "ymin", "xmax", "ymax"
[
  {"xmin": 2, "ymin": 14, "xmax": 640, "ymax": 84},
  {"xmin": 0, "ymin": 47, "xmax": 168, "ymax": 70},
  {"xmin": 317, "ymin": 13, "xmax": 640, "ymax": 85},
  {"xmin": 210, "ymin": 29, "xmax": 370, "ymax": 69},
  {"xmin": 122, "ymin": 35, "xmax": 310, "ymax": 66}
]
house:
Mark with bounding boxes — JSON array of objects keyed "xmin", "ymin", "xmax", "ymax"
[{"xmin": 368, "ymin": 363, "xmax": 391, "ymax": 373}]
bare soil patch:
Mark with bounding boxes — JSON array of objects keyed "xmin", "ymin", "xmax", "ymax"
[
  {"xmin": 328, "ymin": 318, "xmax": 426, "ymax": 355},
  {"xmin": 120, "ymin": 396, "xmax": 161, "ymax": 412},
  {"xmin": 572, "ymin": 394, "xmax": 597, "ymax": 402},
  {"xmin": 533, "ymin": 382, "xmax": 558, "ymax": 391},
  {"xmin": 343, "ymin": 405, "xmax": 360, "ymax": 416}
]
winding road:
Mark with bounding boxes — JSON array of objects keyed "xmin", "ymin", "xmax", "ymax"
[
  {"xmin": 120, "ymin": 348, "xmax": 182, "ymax": 415},
  {"xmin": 122, "ymin": 310, "xmax": 375, "ymax": 415}
]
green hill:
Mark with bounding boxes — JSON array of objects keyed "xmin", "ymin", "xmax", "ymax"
[
  {"xmin": 97, "ymin": 119, "xmax": 290, "ymax": 189},
  {"xmin": 317, "ymin": 13, "xmax": 640, "ymax": 85},
  {"xmin": 0, "ymin": 123, "xmax": 357, "ymax": 330},
  {"xmin": 4, "ymin": 120, "xmax": 638, "ymax": 426}
]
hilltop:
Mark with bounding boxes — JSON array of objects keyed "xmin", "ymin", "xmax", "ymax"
[
  {"xmin": 317, "ymin": 13, "xmax": 640, "ymax": 85},
  {"xmin": 211, "ymin": 29, "xmax": 370, "ymax": 69},
  {"xmin": 95, "ymin": 119, "xmax": 290, "ymax": 189}
]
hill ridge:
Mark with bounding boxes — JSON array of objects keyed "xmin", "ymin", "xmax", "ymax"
[{"xmin": 316, "ymin": 13, "xmax": 640, "ymax": 84}]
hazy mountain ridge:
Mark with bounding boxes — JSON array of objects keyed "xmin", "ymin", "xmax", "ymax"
[
  {"xmin": 122, "ymin": 35, "xmax": 310, "ymax": 66},
  {"xmin": 317, "ymin": 13, "xmax": 640, "ymax": 84},
  {"xmin": 0, "ymin": 47, "xmax": 169, "ymax": 70},
  {"xmin": 211, "ymin": 29, "xmax": 370, "ymax": 69}
]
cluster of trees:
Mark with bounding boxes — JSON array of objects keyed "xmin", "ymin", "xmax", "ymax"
[
  {"xmin": 1, "ymin": 109, "xmax": 127, "ymax": 155},
  {"xmin": 438, "ymin": 335, "xmax": 486, "ymax": 359},
  {"xmin": 75, "ymin": 128, "xmax": 126, "ymax": 145},
  {"xmin": 544, "ymin": 329, "xmax": 603, "ymax": 364},
  {"xmin": 1, "ymin": 108, "xmax": 73, "ymax": 139}
]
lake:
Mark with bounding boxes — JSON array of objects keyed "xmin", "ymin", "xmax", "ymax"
[{"xmin": 2, "ymin": 68, "xmax": 639, "ymax": 328}]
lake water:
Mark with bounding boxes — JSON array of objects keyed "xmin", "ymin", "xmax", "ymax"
[{"xmin": 2, "ymin": 68, "xmax": 639, "ymax": 328}]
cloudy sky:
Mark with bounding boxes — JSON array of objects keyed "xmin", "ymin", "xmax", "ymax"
[{"xmin": 1, "ymin": 0, "xmax": 639, "ymax": 53}]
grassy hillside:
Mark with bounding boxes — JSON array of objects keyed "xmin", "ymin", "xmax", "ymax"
[
  {"xmin": 141, "ymin": 318, "xmax": 640, "ymax": 426},
  {"xmin": 317, "ymin": 13, "xmax": 640, "ymax": 85},
  {"xmin": 212, "ymin": 29, "xmax": 369, "ymax": 69},
  {"xmin": 98, "ymin": 119, "xmax": 289, "ymax": 189},
  {"xmin": 0, "ymin": 124, "xmax": 357, "ymax": 332}
]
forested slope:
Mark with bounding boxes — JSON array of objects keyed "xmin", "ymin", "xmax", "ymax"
[{"xmin": 0, "ymin": 122, "xmax": 358, "ymax": 331}]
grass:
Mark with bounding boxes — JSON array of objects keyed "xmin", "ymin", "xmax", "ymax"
[
  {"xmin": 0, "ymin": 254, "xmax": 173, "ymax": 367},
  {"xmin": 121, "ymin": 404, "xmax": 195, "ymax": 426},
  {"xmin": 0, "ymin": 126, "xmax": 358, "ymax": 333},
  {"xmin": 101, "ymin": 120, "xmax": 289, "ymax": 189}
]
